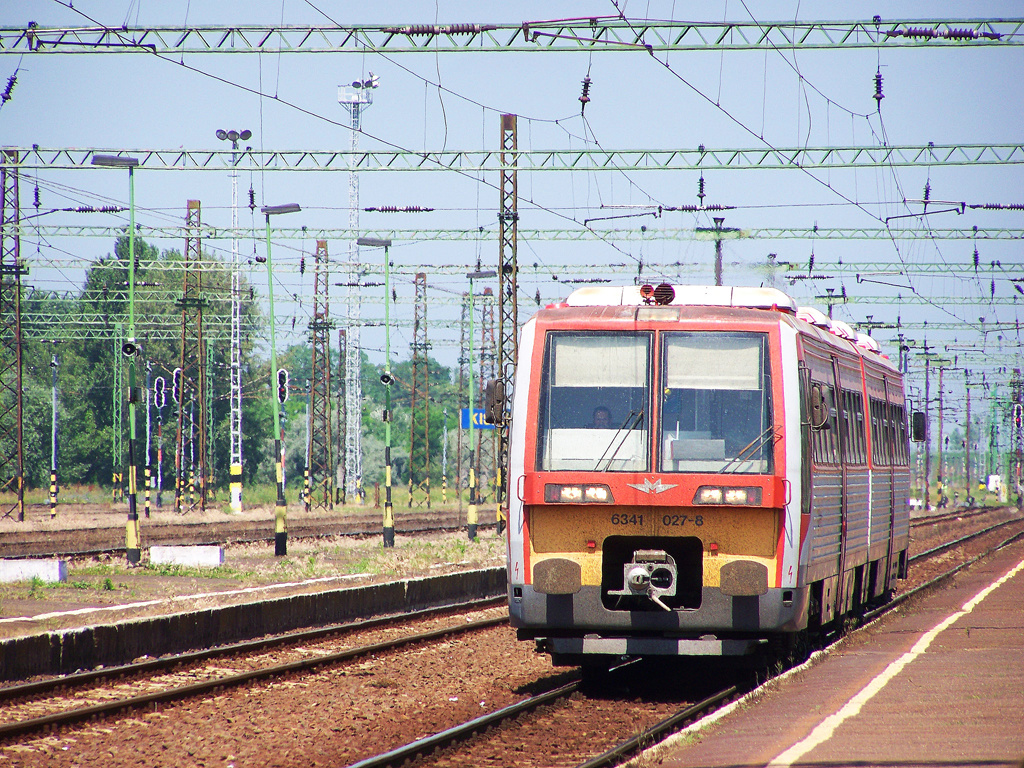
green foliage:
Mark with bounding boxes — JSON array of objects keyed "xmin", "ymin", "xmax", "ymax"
[{"xmin": 13, "ymin": 233, "xmax": 477, "ymax": 495}]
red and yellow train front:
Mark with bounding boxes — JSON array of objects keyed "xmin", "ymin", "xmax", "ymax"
[{"xmin": 506, "ymin": 302, "xmax": 807, "ymax": 661}]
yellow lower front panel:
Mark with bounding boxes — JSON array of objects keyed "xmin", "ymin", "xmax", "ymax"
[{"xmin": 529, "ymin": 505, "xmax": 779, "ymax": 588}]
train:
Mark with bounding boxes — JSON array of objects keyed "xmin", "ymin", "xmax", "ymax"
[{"xmin": 503, "ymin": 284, "xmax": 918, "ymax": 668}]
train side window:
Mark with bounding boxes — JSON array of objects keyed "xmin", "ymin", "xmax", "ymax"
[{"xmin": 851, "ymin": 391, "xmax": 866, "ymax": 464}]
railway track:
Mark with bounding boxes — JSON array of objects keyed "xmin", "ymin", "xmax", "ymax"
[
  {"xmin": 342, "ymin": 514, "xmax": 1024, "ymax": 768},
  {"xmin": 2, "ymin": 512, "xmax": 1021, "ymax": 767},
  {"xmin": 0, "ymin": 597, "xmax": 505, "ymax": 743},
  {"xmin": 1, "ymin": 509, "xmax": 487, "ymax": 559}
]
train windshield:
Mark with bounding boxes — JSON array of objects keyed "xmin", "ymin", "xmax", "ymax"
[
  {"xmin": 536, "ymin": 332, "xmax": 650, "ymax": 472},
  {"xmin": 659, "ymin": 332, "xmax": 773, "ymax": 474}
]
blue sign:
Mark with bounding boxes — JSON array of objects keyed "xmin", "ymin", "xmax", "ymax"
[{"xmin": 460, "ymin": 408, "xmax": 495, "ymax": 430}]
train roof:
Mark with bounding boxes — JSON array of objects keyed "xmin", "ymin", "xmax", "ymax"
[
  {"xmin": 564, "ymin": 284, "xmax": 797, "ymax": 312},
  {"xmin": 555, "ymin": 283, "xmax": 897, "ymax": 372}
]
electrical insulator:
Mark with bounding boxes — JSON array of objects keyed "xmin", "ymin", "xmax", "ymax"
[
  {"xmin": 248, "ymin": 187, "xmax": 256, "ymax": 211},
  {"xmin": 300, "ymin": 256, "xmax": 305, "ymax": 275},
  {"xmin": 808, "ymin": 252, "xmax": 815, "ymax": 274},
  {"xmin": 1, "ymin": 74, "xmax": 15, "ymax": 104},
  {"xmin": 973, "ymin": 248, "xmax": 979, "ymax": 271},
  {"xmin": 171, "ymin": 368, "xmax": 182, "ymax": 404},
  {"xmin": 923, "ymin": 182, "xmax": 930, "ymax": 203},
  {"xmin": 33, "ymin": 185, "xmax": 40, "ymax": 209},
  {"xmin": 579, "ymin": 75, "xmax": 592, "ymax": 114},
  {"xmin": 154, "ymin": 376, "xmax": 166, "ymax": 409},
  {"xmin": 277, "ymin": 368, "xmax": 289, "ymax": 404},
  {"xmin": 873, "ymin": 71, "xmax": 884, "ymax": 105},
  {"xmin": 697, "ymin": 175, "xmax": 706, "ymax": 204}
]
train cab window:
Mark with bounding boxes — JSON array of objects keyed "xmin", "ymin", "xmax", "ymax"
[
  {"xmin": 536, "ymin": 332, "xmax": 651, "ymax": 472},
  {"xmin": 659, "ymin": 332, "xmax": 773, "ymax": 474}
]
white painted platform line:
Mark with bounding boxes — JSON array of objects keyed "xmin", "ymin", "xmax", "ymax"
[
  {"xmin": 149, "ymin": 545, "xmax": 225, "ymax": 568},
  {"xmin": 0, "ymin": 559, "xmax": 68, "ymax": 584},
  {"xmin": 766, "ymin": 557, "xmax": 1024, "ymax": 768}
]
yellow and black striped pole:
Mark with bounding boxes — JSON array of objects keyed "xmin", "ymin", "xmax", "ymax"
[{"xmin": 50, "ymin": 353, "xmax": 58, "ymax": 519}]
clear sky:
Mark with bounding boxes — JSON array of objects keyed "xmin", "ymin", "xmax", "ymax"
[{"xmin": 2, "ymin": 2, "xmax": 1022, "ymax": 433}]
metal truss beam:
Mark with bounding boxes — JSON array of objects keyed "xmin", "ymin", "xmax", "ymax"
[
  {"xmin": 2, "ymin": 19, "xmax": 1020, "ymax": 55},
  {"xmin": 7, "ymin": 144, "xmax": 1023, "ymax": 171},
  {"xmin": 14, "ymin": 225, "xmax": 1024, "ymax": 243}
]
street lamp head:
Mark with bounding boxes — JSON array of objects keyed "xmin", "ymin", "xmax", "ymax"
[
  {"xmin": 261, "ymin": 203, "xmax": 301, "ymax": 216},
  {"xmin": 216, "ymin": 129, "xmax": 228, "ymax": 140},
  {"xmin": 467, "ymin": 270, "xmax": 497, "ymax": 280},
  {"xmin": 91, "ymin": 154, "xmax": 139, "ymax": 168},
  {"xmin": 357, "ymin": 237, "xmax": 392, "ymax": 248}
]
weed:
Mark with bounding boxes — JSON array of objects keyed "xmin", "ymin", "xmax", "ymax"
[{"xmin": 103, "ymin": 578, "xmax": 114, "ymax": 591}]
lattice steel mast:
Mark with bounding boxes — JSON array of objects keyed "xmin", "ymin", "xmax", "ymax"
[
  {"xmin": 176, "ymin": 200, "xmax": 208, "ymax": 512},
  {"xmin": 308, "ymin": 239, "xmax": 334, "ymax": 512},
  {"xmin": 478, "ymin": 287, "xmax": 498, "ymax": 514},
  {"xmin": 496, "ymin": 114, "xmax": 519, "ymax": 535},
  {"xmin": 338, "ymin": 73, "xmax": 378, "ymax": 500},
  {"xmin": 0, "ymin": 150, "xmax": 25, "ymax": 521},
  {"xmin": 408, "ymin": 272, "xmax": 431, "ymax": 507}
]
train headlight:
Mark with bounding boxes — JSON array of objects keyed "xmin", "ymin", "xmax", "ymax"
[
  {"xmin": 693, "ymin": 486, "xmax": 762, "ymax": 505},
  {"xmin": 544, "ymin": 484, "xmax": 614, "ymax": 504}
]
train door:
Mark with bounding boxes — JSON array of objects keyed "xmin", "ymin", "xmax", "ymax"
[
  {"xmin": 883, "ymin": 377, "xmax": 898, "ymax": 592},
  {"xmin": 829, "ymin": 356, "xmax": 850, "ymax": 624}
]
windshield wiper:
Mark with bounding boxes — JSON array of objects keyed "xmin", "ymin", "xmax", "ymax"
[
  {"xmin": 595, "ymin": 410, "xmax": 645, "ymax": 471},
  {"xmin": 720, "ymin": 425, "xmax": 782, "ymax": 474}
]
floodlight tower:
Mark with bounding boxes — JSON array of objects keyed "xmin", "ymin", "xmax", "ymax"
[
  {"xmin": 337, "ymin": 72, "xmax": 378, "ymax": 501},
  {"xmin": 216, "ymin": 128, "xmax": 252, "ymax": 514}
]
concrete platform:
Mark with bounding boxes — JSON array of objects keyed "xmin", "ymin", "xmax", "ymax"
[
  {"xmin": 649, "ymin": 538, "xmax": 1024, "ymax": 768},
  {"xmin": 149, "ymin": 544, "xmax": 225, "ymax": 567},
  {"xmin": 0, "ymin": 559, "xmax": 67, "ymax": 584}
]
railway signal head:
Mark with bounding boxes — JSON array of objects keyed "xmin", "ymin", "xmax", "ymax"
[
  {"xmin": 277, "ymin": 368, "xmax": 289, "ymax": 403},
  {"xmin": 171, "ymin": 368, "xmax": 182, "ymax": 404},
  {"xmin": 154, "ymin": 376, "xmax": 166, "ymax": 409}
]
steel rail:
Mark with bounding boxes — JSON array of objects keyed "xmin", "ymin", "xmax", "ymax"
[
  {"xmin": 576, "ymin": 685, "xmax": 739, "ymax": 768},
  {"xmin": 0, "ymin": 604, "xmax": 506, "ymax": 741},
  {"xmin": 345, "ymin": 680, "xmax": 581, "ymax": 768},
  {"xmin": 906, "ymin": 515, "xmax": 1023, "ymax": 564}
]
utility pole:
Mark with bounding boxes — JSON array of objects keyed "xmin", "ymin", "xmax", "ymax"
[
  {"xmin": 937, "ymin": 365, "xmax": 944, "ymax": 504},
  {"xmin": 337, "ymin": 328, "xmax": 346, "ymax": 504},
  {"xmin": 965, "ymin": 369, "xmax": 972, "ymax": 505},
  {"xmin": 1012, "ymin": 369, "xmax": 1023, "ymax": 507},
  {"xmin": 338, "ymin": 72, "xmax": 379, "ymax": 501},
  {"xmin": 923, "ymin": 344, "xmax": 931, "ymax": 509},
  {"xmin": 50, "ymin": 354, "xmax": 58, "ymax": 518}
]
